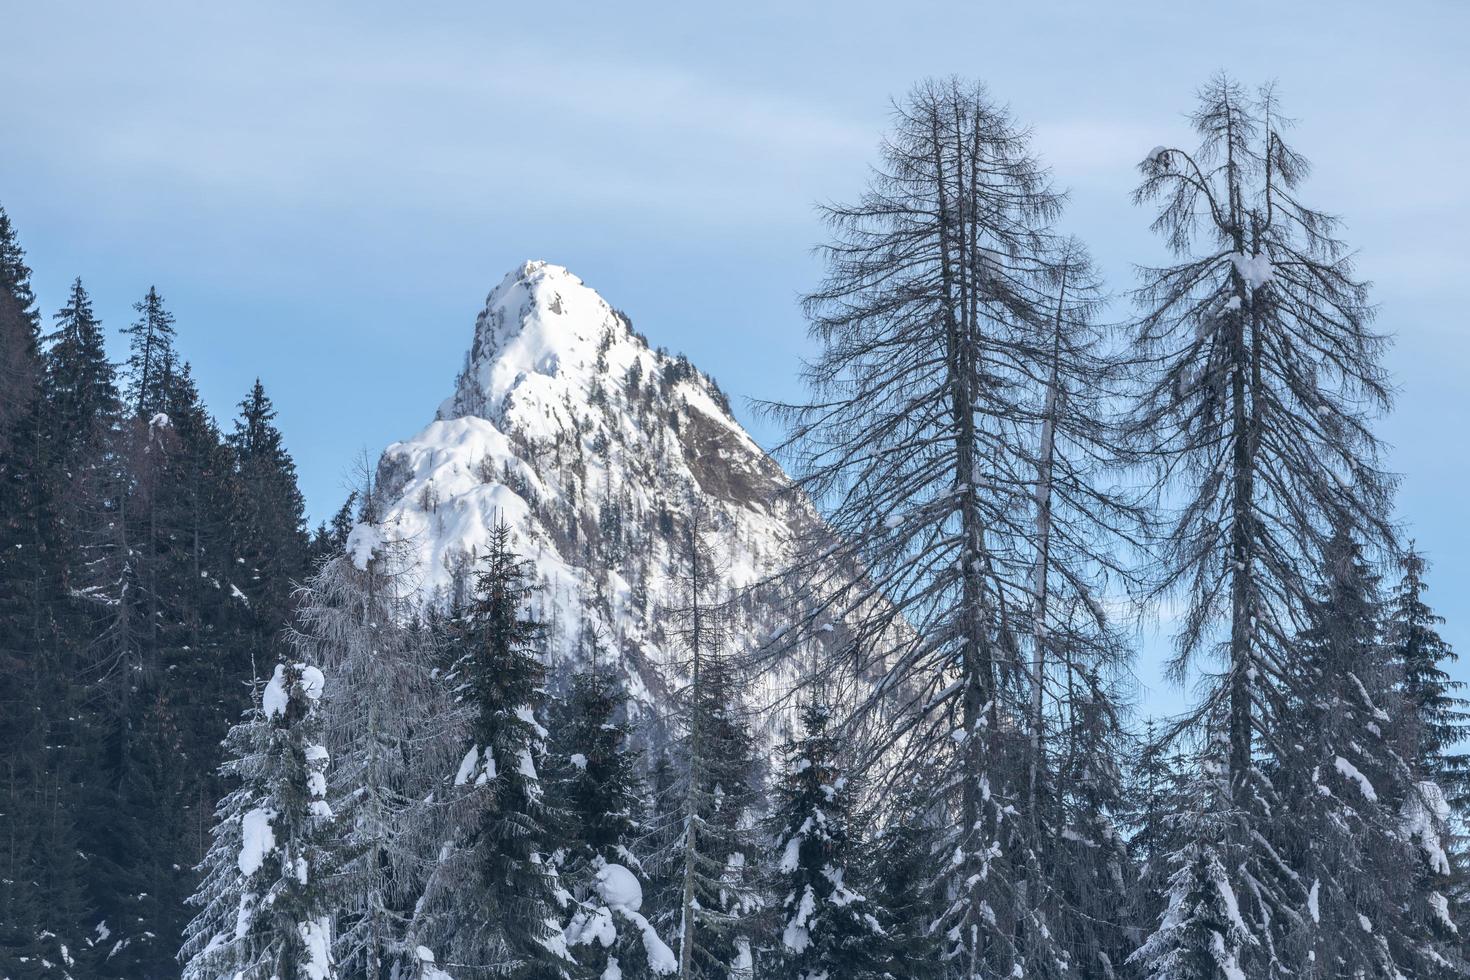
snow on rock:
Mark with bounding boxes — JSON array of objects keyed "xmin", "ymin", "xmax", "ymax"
[
  {"xmin": 370, "ymin": 260, "xmax": 852, "ymax": 723},
  {"xmin": 238, "ymin": 807, "xmax": 277, "ymax": 876},
  {"xmin": 346, "ymin": 523, "xmax": 384, "ymax": 571}
]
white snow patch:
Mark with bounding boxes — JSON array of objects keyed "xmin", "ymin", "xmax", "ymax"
[
  {"xmin": 299, "ymin": 916, "xmax": 332, "ymax": 980},
  {"xmin": 595, "ymin": 862, "xmax": 643, "ymax": 912},
  {"xmin": 238, "ymin": 807, "xmax": 276, "ymax": 876},
  {"xmin": 1229, "ymin": 252, "xmax": 1274, "ymax": 289},
  {"xmin": 1334, "ymin": 756, "xmax": 1377, "ymax": 801},
  {"xmin": 346, "ymin": 523, "xmax": 383, "ymax": 571}
]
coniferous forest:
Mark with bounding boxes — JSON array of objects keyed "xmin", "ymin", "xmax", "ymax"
[{"xmin": 2, "ymin": 75, "xmax": 1467, "ymax": 980}]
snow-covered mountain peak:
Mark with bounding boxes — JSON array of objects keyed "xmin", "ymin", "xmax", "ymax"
[
  {"xmin": 375, "ymin": 263, "xmax": 832, "ymax": 711},
  {"xmin": 441, "ymin": 260, "xmax": 635, "ymax": 425}
]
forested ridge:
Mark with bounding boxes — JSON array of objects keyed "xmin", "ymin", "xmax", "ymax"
[{"xmin": 1, "ymin": 74, "xmax": 1466, "ymax": 980}]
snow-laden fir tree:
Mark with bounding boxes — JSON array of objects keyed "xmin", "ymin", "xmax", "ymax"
[
  {"xmin": 407, "ymin": 517, "xmax": 572, "ymax": 980},
  {"xmin": 1047, "ymin": 666, "xmax": 1135, "ymax": 978},
  {"xmin": 1384, "ymin": 546, "xmax": 1467, "ymax": 968},
  {"xmin": 766, "ymin": 700, "xmax": 885, "ymax": 980},
  {"xmin": 551, "ymin": 664, "xmax": 677, "ymax": 978},
  {"xmin": 1274, "ymin": 530, "xmax": 1462, "ymax": 975},
  {"xmin": 1390, "ymin": 546, "xmax": 1470, "ymax": 960},
  {"xmin": 654, "ymin": 509, "xmax": 762, "ymax": 980},
  {"xmin": 1123, "ymin": 76, "xmax": 1398, "ymax": 975},
  {"xmin": 1389, "ymin": 546, "xmax": 1469, "ymax": 807},
  {"xmin": 763, "ymin": 77, "xmax": 1138, "ymax": 979},
  {"xmin": 180, "ymin": 661, "xmax": 338, "ymax": 980},
  {"xmin": 1125, "ymin": 722, "xmax": 1190, "ymax": 964},
  {"xmin": 865, "ymin": 776, "xmax": 943, "ymax": 980},
  {"xmin": 290, "ymin": 507, "xmax": 454, "ymax": 980}
]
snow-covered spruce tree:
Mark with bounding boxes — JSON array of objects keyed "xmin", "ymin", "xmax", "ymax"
[
  {"xmin": 1273, "ymin": 530, "xmax": 1461, "ymax": 974},
  {"xmin": 1384, "ymin": 546, "xmax": 1467, "ymax": 966},
  {"xmin": 1047, "ymin": 666, "xmax": 1134, "ymax": 978},
  {"xmin": 866, "ymin": 776, "xmax": 944, "ymax": 980},
  {"xmin": 180, "ymin": 661, "xmax": 337, "ymax": 980},
  {"xmin": 767, "ymin": 701, "xmax": 885, "ymax": 980},
  {"xmin": 655, "ymin": 509, "xmax": 762, "ymax": 980},
  {"xmin": 551, "ymin": 663, "xmax": 677, "ymax": 978},
  {"xmin": 1123, "ymin": 77, "xmax": 1397, "ymax": 974},
  {"xmin": 763, "ymin": 77, "xmax": 1138, "ymax": 979},
  {"xmin": 407, "ymin": 518, "xmax": 572, "ymax": 979},
  {"xmin": 1389, "ymin": 545, "xmax": 1469, "ymax": 805},
  {"xmin": 290, "ymin": 510, "xmax": 454, "ymax": 980},
  {"xmin": 1125, "ymin": 722, "xmax": 1191, "ymax": 964},
  {"xmin": 1129, "ymin": 745, "xmax": 1254, "ymax": 980}
]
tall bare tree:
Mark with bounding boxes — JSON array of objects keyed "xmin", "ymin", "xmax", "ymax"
[{"xmin": 764, "ymin": 77, "xmax": 1139, "ymax": 979}]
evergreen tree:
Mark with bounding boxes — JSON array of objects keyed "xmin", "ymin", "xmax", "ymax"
[
  {"xmin": 1125, "ymin": 724, "xmax": 1189, "ymax": 963},
  {"xmin": 1389, "ymin": 546, "xmax": 1469, "ymax": 804},
  {"xmin": 1276, "ymin": 530, "xmax": 1452, "ymax": 974},
  {"xmin": 0, "ymin": 205, "xmax": 38, "ymax": 329},
  {"xmin": 0, "ymin": 209, "xmax": 97, "ymax": 980},
  {"xmin": 1049, "ymin": 668, "xmax": 1135, "ymax": 978},
  {"xmin": 1387, "ymin": 546, "xmax": 1470, "ymax": 962},
  {"xmin": 766, "ymin": 701, "xmax": 885, "ymax": 980},
  {"xmin": 866, "ymin": 778, "xmax": 943, "ymax": 980},
  {"xmin": 92, "ymin": 357, "xmax": 256, "ymax": 978},
  {"xmin": 122, "ymin": 286, "xmax": 177, "ymax": 418},
  {"xmin": 310, "ymin": 491, "xmax": 359, "ymax": 562},
  {"xmin": 1130, "ymin": 755, "xmax": 1254, "ymax": 980},
  {"xmin": 553, "ymin": 664, "xmax": 676, "ymax": 977},
  {"xmin": 408, "ymin": 518, "xmax": 572, "ymax": 979},
  {"xmin": 41, "ymin": 279, "xmax": 123, "ymax": 559},
  {"xmin": 180, "ymin": 660, "xmax": 338, "ymax": 980},
  {"xmin": 229, "ymin": 379, "xmax": 310, "ymax": 646}
]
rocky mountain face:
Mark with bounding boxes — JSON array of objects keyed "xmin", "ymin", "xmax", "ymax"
[{"xmin": 372, "ymin": 261, "xmax": 828, "ymax": 717}]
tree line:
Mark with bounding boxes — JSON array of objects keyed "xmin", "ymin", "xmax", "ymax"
[{"xmin": 1, "ymin": 72, "xmax": 1467, "ymax": 980}]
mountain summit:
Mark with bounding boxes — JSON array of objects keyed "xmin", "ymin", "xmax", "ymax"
[{"xmin": 372, "ymin": 261, "xmax": 821, "ymax": 706}]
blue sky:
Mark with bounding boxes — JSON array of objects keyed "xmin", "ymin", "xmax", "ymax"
[{"xmin": 4, "ymin": 1, "xmax": 1467, "ymax": 709}]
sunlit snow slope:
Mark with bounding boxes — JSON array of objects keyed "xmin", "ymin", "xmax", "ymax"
[{"xmin": 373, "ymin": 261, "xmax": 827, "ymax": 710}]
